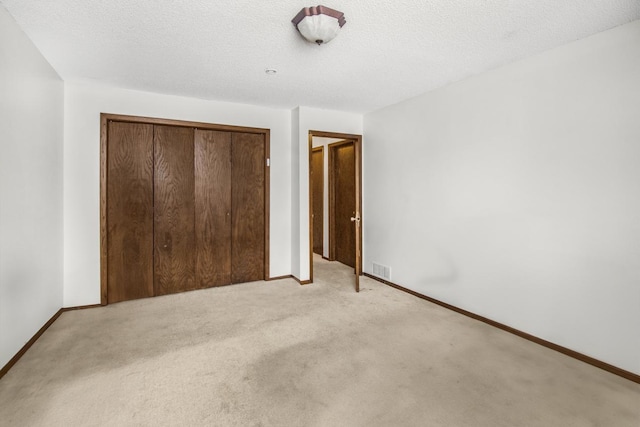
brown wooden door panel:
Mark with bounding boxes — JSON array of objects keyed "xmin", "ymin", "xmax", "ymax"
[
  {"xmin": 334, "ymin": 142, "xmax": 356, "ymax": 268},
  {"xmin": 154, "ymin": 125, "xmax": 196, "ymax": 295},
  {"xmin": 312, "ymin": 147, "xmax": 324, "ymax": 256},
  {"xmin": 194, "ymin": 130, "xmax": 232, "ymax": 288},
  {"xmin": 106, "ymin": 121, "xmax": 154, "ymax": 303},
  {"xmin": 231, "ymin": 132, "xmax": 265, "ymax": 283}
]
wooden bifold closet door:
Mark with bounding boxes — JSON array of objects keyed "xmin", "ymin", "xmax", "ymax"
[
  {"xmin": 105, "ymin": 119, "xmax": 266, "ymax": 304},
  {"xmin": 194, "ymin": 130, "xmax": 232, "ymax": 289},
  {"xmin": 106, "ymin": 122, "xmax": 154, "ymax": 303},
  {"xmin": 231, "ymin": 132, "xmax": 265, "ymax": 284},
  {"xmin": 154, "ymin": 125, "xmax": 196, "ymax": 296}
]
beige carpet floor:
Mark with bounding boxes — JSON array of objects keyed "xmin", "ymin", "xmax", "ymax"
[{"xmin": 1, "ymin": 256, "xmax": 639, "ymax": 426}]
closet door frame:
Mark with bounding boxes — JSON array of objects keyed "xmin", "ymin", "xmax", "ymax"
[{"xmin": 100, "ymin": 113, "xmax": 270, "ymax": 305}]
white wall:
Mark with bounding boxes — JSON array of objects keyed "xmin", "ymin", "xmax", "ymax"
[
  {"xmin": 290, "ymin": 108, "xmax": 301, "ymax": 279},
  {"xmin": 64, "ymin": 81, "xmax": 292, "ymax": 306},
  {"xmin": 0, "ymin": 6, "xmax": 64, "ymax": 368},
  {"xmin": 364, "ymin": 20, "xmax": 640, "ymax": 374},
  {"xmin": 292, "ymin": 107, "xmax": 363, "ymax": 281}
]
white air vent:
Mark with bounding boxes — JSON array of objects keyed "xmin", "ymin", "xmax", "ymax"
[{"xmin": 372, "ymin": 262, "xmax": 391, "ymax": 280}]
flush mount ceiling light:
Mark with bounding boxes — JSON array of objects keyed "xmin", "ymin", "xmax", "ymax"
[{"xmin": 292, "ymin": 5, "xmax": 346, "ymax": 45}]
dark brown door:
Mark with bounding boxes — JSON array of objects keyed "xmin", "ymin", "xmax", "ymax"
[
  {"xmin": 311, "ymin": 147, "xmax": 324, "ymax": 255},
  {"xmin": 195, "ymin": 130, "xmax": 232, "ymax": 288},
  {"xmin": 231, "ymin": 132, "xmax": 265, "ymax": 283},
  {"xmin": 154, "ymin": 125, "xmax": 196, "ymax": 295},
  {"xmin": 332, "ymin": 141, "xmax": 356, "ymax": 268},
  {"xmin": 106, "ymin": 121, "xmax": 154, "ymax": 303}
]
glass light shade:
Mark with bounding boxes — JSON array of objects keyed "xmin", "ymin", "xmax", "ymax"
[
  {"xmin": 297, "ymin": 14, "xmax": 340, "ymax": 44},
  {"xmin": 292, "ymin": 5, "xmax": 346, "ymax": 45}
]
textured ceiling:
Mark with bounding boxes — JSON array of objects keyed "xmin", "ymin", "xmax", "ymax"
[{"xmin": 2, "ymin": 0, "xmax": 639, "ymax": 113}]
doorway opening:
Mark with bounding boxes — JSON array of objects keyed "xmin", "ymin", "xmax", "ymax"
[{"xmin": 308, "ymin": 130, "xmax": 362, "ymax": 291}]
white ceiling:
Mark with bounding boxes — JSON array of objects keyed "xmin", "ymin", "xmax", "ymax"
[{"xmin": 2, "ymin": 0, "xmax": 639, "ymax": 113}]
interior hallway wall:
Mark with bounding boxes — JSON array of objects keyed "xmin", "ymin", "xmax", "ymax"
[
  {"xmin": 0, "ymin": 6, "xmax": 64, "ymax": 368},
  {"xmin": 290, "ymin": 108, "xmax": 301, "ymax": 280},
  {"xmin": 363, "ymin": 20, "xmax": 640, "ymax": 375},
  {"xmin": 64, "ymin": 82, "xmax": 292, "ymax": 306}
]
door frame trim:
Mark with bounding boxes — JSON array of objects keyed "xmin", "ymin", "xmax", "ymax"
[
  {"xmin": 100, "ymin": 113, "xmax": 270, "ymax": 305},
  {"xmin": 307, "ymin": 130, "xmax": 362, "ymax": 286}
]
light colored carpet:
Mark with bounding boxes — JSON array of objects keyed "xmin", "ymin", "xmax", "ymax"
[{"xmin": 1, "ymin": 256, "xmax": 638, "ymax": 426}]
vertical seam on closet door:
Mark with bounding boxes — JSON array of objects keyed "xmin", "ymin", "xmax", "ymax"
[
  {"xmin": 191, "ymin": 127, "xmax": 196, "ymax": 289},
  {"xmin": 230, "ymin": 132, "xmax": 234, "ymax": 284},
  {"xmin": 152, "ymin": 125, "xmax": 156, "ymax": 296},
  {"xmin": 264, "ymin": 131, "xmax": 270, "ymax": 280}
]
